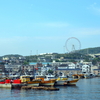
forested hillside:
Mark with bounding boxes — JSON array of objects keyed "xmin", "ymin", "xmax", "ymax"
[{"xmin": 79, "ymin": 47, "xmax": 100, "ymax": 54}]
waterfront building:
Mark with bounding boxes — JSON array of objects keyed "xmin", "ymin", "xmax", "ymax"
[
  {"xmin": 93, "ymin": 69, "xmax": 100, "ymax": 76},
  {"xmin": 0, "ymin": 64, "xmax": 5, "ymax": 78},
  {"xmin": 56, "ymin": 63, "xmax": 81, "ymax": 76},
  {"xmin": 82, "ymin": 65, "xmax": 91, "ymax": 73}
]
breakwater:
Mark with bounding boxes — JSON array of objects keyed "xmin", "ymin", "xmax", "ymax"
[{"xmin": 21, "ymin": 86, "xmax": 59, "ymax": 91}]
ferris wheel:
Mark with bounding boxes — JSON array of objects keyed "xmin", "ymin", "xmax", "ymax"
[{"xmin": 65, "ymin": 37, "xmax": 81, "ymax": 53}]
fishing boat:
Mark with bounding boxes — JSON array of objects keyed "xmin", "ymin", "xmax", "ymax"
[
  {"xmin": 65, "ymin": 79, "xmax": 79, "ymax": 86},
  {"xmin": 0, "ymin": 82, "xmax": 12, "ymax": 88},
  {"xmin": 84, "ymin": 73, "xmax": 94, "ymax": 79},
  {"xmin": 84, "ymin": 74, "xmax": 90, "ymax": 79},
  {"xmin": 27, "ymin": 79, "xmax": 41, "ymax": 86},
  {"xmin": 55, "ymin": 75, "xmax": 68, "ymax": 86},
  {"xmin": 0, "ymin": 84, "xmax": 12, "ymax": 88},
  {"xmin": 55, "ymin": 78, "xmax": 67, "ymax": 86},
  {"xmin": 0, "ymin": 78, "xmax": 12, "ymax": 88},
  {"xmin": 37, "ymin": 77, "xmax": 56, "ymax": 86},
  {"xmin": 12, "ymin": 78, "xmax": 28, "ymax": 89},
  {"xmin": 78, "ymin": 74, "xmax": 84, "ymax": 79},
  {"xmin": 0, "ymin": 78, "xmax": 27, "ymax": 89},
  {"xmin": 46, "ymin": 74, "xmax": 56, "ymax": 80},
  {"xmin": 0, "ymin": 83, "xmax": 12, "ymax": 88},
  {"xmin": 72, "ymin": 74, "xmax": 79, "ymax": 79},
  {"xmin": 20, "ymin": 75, "xmax": 40, "ymax": 86}
]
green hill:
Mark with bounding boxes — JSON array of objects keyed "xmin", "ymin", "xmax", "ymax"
[{"xmin": 79, "ymin": 47, "xmax": 100, "ymax": 54}]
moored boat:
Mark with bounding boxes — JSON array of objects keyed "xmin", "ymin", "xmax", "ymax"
[
  {"xmin": 84, "ymin": 74, "xmax": 90, "ymax": 79},
  {"xmin": 20, "ymin": 75, "xmax": 40, "ymax": 86},
  {"xmin": 54, "ymin": 73, "xmax": 68, "ymax": 86},
  {"xmin": 65, "ymin": 79, "xmax": 79, "ymax": 86},
  {"xmin": 12, "ymin": 79, "xmax": 26, "ymax": 89},
  {"xmin": 55, "ymin": 77, "xmax": 68, "ymax": 86},
  {"xmin": 27, "ymin": 79, "xmax": 41, "ymax": 86},
  {"xmin": 37, "ymin": 77, "xmax": 56, "ymax": 86},
  {"xmin": 72, "ymin": 74, "xmax": 79, "ymax": 79},
  {"xmin": 78, "ymin": 74, "xmax": 84, "ymax": 79},
  {"xmin": 0, "ymin": 83, "xmax": 12, "ymax": 88},
  {"xmin": 0, "ymin": 79, "xmax": 12, "ymax": 88}
]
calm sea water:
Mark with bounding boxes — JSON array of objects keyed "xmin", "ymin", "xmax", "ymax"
[{"xmin": 0, "ymin": 77, "xmax": 100, "ymax": 100}]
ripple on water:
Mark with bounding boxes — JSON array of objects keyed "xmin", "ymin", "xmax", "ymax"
[{"xmin": 0, "ymin": 78, "xmax": 100, "ymax": 100}]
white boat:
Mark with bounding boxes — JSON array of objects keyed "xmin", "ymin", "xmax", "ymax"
[
  {"xmin": 55, "ymin": 80, "xmax": 67, "ymax": 86},
  {"xmin": 46, "ymin": 74, "xmax": 56, "ymax": 79},
  {"xmin": 55, "ymin": 73, "xmax": 68, "ymax": 86},
  {"xmin": 0, "ymin": 83, "xmax": 12, "ymax": 88},
  {"xmin": 84, "ymin": 74, "xmax": 90, "ymax": 79},
  {"xmin": 84, "ymin": 73, "xmax": 95, "ymax": 79},
  {"xmin": 66, "ymin": 79, "xmax": 79, "ymax": 86}
]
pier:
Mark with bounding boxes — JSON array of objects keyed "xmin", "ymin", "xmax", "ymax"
[{"xmin": 21, "ymin": 86, "xmax": 59, "ymax": 91}]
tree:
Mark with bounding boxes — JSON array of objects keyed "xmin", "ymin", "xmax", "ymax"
[
  {"xmin": 48, "ymin": 69, "xmax": 53, "ymax": 74},
  {"xmin": 92, "ymin": 59, "xmax": 97, "ymax": 65},
  {"xmin": 23, "ymin": 61, "xmax": 29, "ymax": 65}
]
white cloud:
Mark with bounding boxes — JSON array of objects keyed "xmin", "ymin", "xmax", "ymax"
[{"xmin": 87, "ymin": 3, "xmax": 100, "ymax": 13}]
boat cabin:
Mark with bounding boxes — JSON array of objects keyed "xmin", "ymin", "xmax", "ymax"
[{"xmin": 20, "ymin": 76, "xmax": 31, "ymax": 82}]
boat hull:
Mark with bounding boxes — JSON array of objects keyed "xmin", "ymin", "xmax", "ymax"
[
  {"xmin": 0, "ymin": 84, "xmax": 12, "ymax": 88},
  {"xmin": 55, "ymin": 80, "xmax": 67, "ymax": 86},
  {"xmin": 27, "ymin": 81, "xmax": 40, "ymax": 86},
  {"xmin": 12, "ymin": 83, "xmax": 27, "ymax": 89},
  {"xmin": 66, "ymin": 79, "xmax": 79, "ymax": 86},
  {"xmin": 36, "ymin": 78, "xmax": 56, "ymax": 86},
  {"xmin": 40, "ymin": 80, "xmax": 56, "ymax": 86},
  {"xmin": 40, "ymin": 82, "xmax": 55, "ymax": 86}
]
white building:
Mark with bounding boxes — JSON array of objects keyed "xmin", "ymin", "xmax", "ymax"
[
  {"xmin": 82, "ymin": 65, "xmax": 91, "ymax": 73},
  {"xmin": 58, "ymin": 63, "xmax": 76, "ymax": 70}
]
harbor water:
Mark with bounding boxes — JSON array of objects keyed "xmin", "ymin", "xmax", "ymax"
[{"xmin": 0, "ymin": 77, "xmax": 100, "ymax": 100}]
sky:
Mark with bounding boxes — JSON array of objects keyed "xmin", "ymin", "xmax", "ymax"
[{"xmin": 0, "ymin": 0, "xmax": 100, "ymax": 56}]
